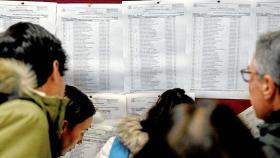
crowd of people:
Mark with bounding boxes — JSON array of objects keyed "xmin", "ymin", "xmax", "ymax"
[{"xmin": 0, "ymin": 22, "xmax": 280, "ymax": 158}]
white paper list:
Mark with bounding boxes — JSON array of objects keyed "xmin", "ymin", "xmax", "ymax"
[
  {"xmin": 57, "ymin": 4, "xmax": 123, "ymax": 93},
  {"xmin": 255, "ymin": 1, "xmax": 280, "ymax": 35},
  {"xmin": 82, "ymin": 120, "xmax": 118, "ymax": 158},
  {"xmin": 123, "ymin": 1, "xmax": 190, "ymax": 92},
  {"xmin": 126, "ymin": 92, "xmax": 195, "ymax": 118},
  {"xmin": 126, "ymin": 93, "xmax": 159, "ymax": 118},
  {"xmin": 0, "ymin": 1, "xmax": 56, "ymax": 34},
  {"xmin": 88, "ymin": 93, "xmax": 127, "ymax": 119},
  {"xmin": 187, "ymin": 0, "xmax": 252, "ymax": 99}
]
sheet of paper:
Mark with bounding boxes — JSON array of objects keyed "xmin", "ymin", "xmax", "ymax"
[
  {"xmin": 238, "ymin": 106, "xmax": 263, "ymax": 138},
  {"xmin": 126, "ymin": 92, "xmax": 195, "ymax": 118},
  {"xmin": 123, "ymin": 1, "xmax": 190, "ymax": 92},
  {"xmin": 126, "ymin": 92, "xmax": 159, "ymax": 118},
  {"xmin": 83, "ymin": 120, "xmax": 119, "ymax": 158},
  {"xmin": 186, "ymin": 0, "xmax": 253, "ymax": 99},
  {"xmin": 61, "ymin": 144, "xmax": 85, "ymax": 158},
  {"xmin": 0, "ymin": 1, "xmax": 56, "ymax": 34},
  {"xmin": 87, "ymin": 93, "xmax": 127, "ymax": 119},
  {"xmin": 255, "ymin": 1, "xmax": 280, "ymax": 36},
  {"xmin": 56, "ymin": 4, "xmax": 124, "ymax": 93}
]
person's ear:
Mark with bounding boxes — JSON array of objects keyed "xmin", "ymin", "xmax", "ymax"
[
  {"xmin": 50, "ymin": 60, "xmax": 60, "ymax": 81},
  {"xmin": 62, "ymin": 120, "xmax": 69, "ymax": 132},
  {"xmin": 50, "ymin": 60, "xmax": 60, "ymax": 82},
  {"xmin": 262, "ymin": 74, "xmax": 276, "ymax": 100}
]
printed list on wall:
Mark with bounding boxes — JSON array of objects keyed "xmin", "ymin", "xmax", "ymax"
[
  {"xmin": 123, "ymin": 1, "xmax": 190, "ymax": 93},
  {"xmin": 186, "ymin": 0, "xmax": 252, "ymax": 98},
  {"xmin": 56, "ymin": 4, "xmax": 124, "ymax": 93},
  {"xmin": 0, "ymin": 1, "xmax": 56, "ymax": 34},
  {"xmin": 1, "ymin": 0, "xmax": 280, "ymax": 99}
]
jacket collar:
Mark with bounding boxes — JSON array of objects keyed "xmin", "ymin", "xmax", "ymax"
[
  {"xmin": 117, "ymin": 115, "xmax": 149, "ymax": 155},
  {"xmin": 264, "ymin": 110, "xmax": 280, "ymax": 123},
  {"xmin": 259, "ymin": 110, "xmax": 280, "ymax": 137},
  {"xmin": 28, "ymin": 90, "xmax": 69, "ymax": 130}
]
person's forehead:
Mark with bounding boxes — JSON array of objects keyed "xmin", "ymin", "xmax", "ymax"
[
  {"xmin": 76, "ymin": 117, "xmax": 93, "ymax": 130},
  {"xmin": 249, "ymin": 57, "xmax": 256, "ymax": 68}
]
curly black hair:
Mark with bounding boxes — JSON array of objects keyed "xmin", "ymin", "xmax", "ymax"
[{"xmin": 135, "ymin": 88, "xmax": 194, "ymax": 158}]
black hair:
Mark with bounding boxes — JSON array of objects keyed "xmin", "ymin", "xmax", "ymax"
[
  {"xmin": 0, "ymin": 22, "xmax": 67, "ymax": 87},
  {"xmin": 134, "ymin": 88, "xmax": 195, "ymax": 158},
  {"xmin": 64, "ymin": 85, "xmax": 96, "ymax": 129},
  {"xmin": 210, "ymin": 102, "xmax": 265, "ymax": 158},
  {"xmin": 140, "ymin": 88, "xmax": 194, "ymax": 133}
]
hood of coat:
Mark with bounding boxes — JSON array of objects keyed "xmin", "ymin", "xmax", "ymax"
[
  {"xmin": 0, "ymin": 58, "xmax": 69, "ymax": 133},
  {"xmin": 117, "ymin": 115, "xmax": 149, "ymax": 155},
  {"xmin": 0, "ymin": 58, "xmax": 37, "ymax": 97}
]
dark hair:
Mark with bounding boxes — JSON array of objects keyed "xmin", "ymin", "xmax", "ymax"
[
  {"xmin": 134, "ymin": 88, "xmax": 195, "ymax": 158},
  {"xmin": 210, "ymin": 102, "xmax": 265, "ymax": 158},
  {"xmin": 64, "ymin": 85, "xmax": 96, "ymax": 129},
  {"xmin": 0, "ymin": 22, "xmax": 67, "ymax": 87},
  {"xmin": 168, "ymin": 99, "xmax": 265, "ymax": 158}
]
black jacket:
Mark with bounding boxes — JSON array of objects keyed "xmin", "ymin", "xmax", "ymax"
[{"xmin": 259, "ymin": 110, "xmax": 280, "ymax": 158}]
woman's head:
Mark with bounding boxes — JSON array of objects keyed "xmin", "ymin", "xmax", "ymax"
[
  {"xmin": 141, "ymin": 88, "xmax": 194, "ymax": 134},
  {"xmin": 134, "ymin": 88, "xmax": 194, "ymax": 158},
  {"xmin": 59, "ymin": 85, "xmax": 96, "ymax": 155}
]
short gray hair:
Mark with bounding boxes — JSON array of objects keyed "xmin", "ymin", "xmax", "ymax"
[{"xmin": 255, "ymin": 30, "xmax": 280, "ymax": 86}]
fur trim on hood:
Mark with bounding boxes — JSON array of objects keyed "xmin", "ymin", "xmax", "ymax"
[
  {"xmin": 0, "ymin": 58, "xmax": 37, "ymax": 97},
  {"xmin": 117, "ymin": 115, "xmax": 149, "ymax": 157}
]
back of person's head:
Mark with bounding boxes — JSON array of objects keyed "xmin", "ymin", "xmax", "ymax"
[
  {"xmin": 141, "ymin": 88, "xmax": 194, "ymax": 136},
  {"xmin": 64, "ymin": 85, "xmax": 96, "ymax": 129},
  {"xmin": 141, "ymin": 88, "xmax": 194, "ymax": 134},
  {"xmin": 134, "ymin": 88, "xmax": 194, "ymax": 158},
  {"xmin": 0, "ymin": 22, "xmax": 67, "ymax": 87},
  {"xmin": 168, "ymin": 102, "xmax": 223, "ymax": 158},
  {"xmin": 255, "ymin": 30, "xmax": 280, "ymax": 89},
  {"xmin": 168, "ymin": 99, "xmax": 265, "ymax": 158}
]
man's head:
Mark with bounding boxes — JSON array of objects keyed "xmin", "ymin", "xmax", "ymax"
[
  {"xmin": 60, "ymin": 85, "xmax": 96, "ymax": 155},
  {"xmin": 0, "ymin": 22, "xmax": 67, "ymax": 96},
  {"xmin": 246, "ymin": 31, "xmax": 280, "ymax": 119}
]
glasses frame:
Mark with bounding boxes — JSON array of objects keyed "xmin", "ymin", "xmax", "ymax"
[{"xmin": 240, "ymin": 67, "xmax": 263, "ymax": 82}]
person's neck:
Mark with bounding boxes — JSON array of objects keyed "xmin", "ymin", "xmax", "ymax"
[
  {"xmin": 264, "ymin": 93, "xmax": 280, "ymax": 122},
  {"xmin": 272, "ymin": 92, "xmax": 280, "ymax": 111},
  {"xmin": 33, "ymin": 89, "xmax": 46, "ymax": 96},
  {"xmin": 36, "ymin": 84, "xmax": 54, "ymax": 96}
]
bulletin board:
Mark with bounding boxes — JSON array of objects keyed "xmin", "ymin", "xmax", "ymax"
[{"xmin": 29, "ymin": 0, "xmax": 252, "ymax": 114}]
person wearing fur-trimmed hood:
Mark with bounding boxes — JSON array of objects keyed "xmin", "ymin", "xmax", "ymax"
[
  {"xmin": 0, "ymin": 22, "xmax": 68, "ymax": 158},
  {"xmin": 96, "ymin": 88, "xmax": 194, "ymax": 158}
]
